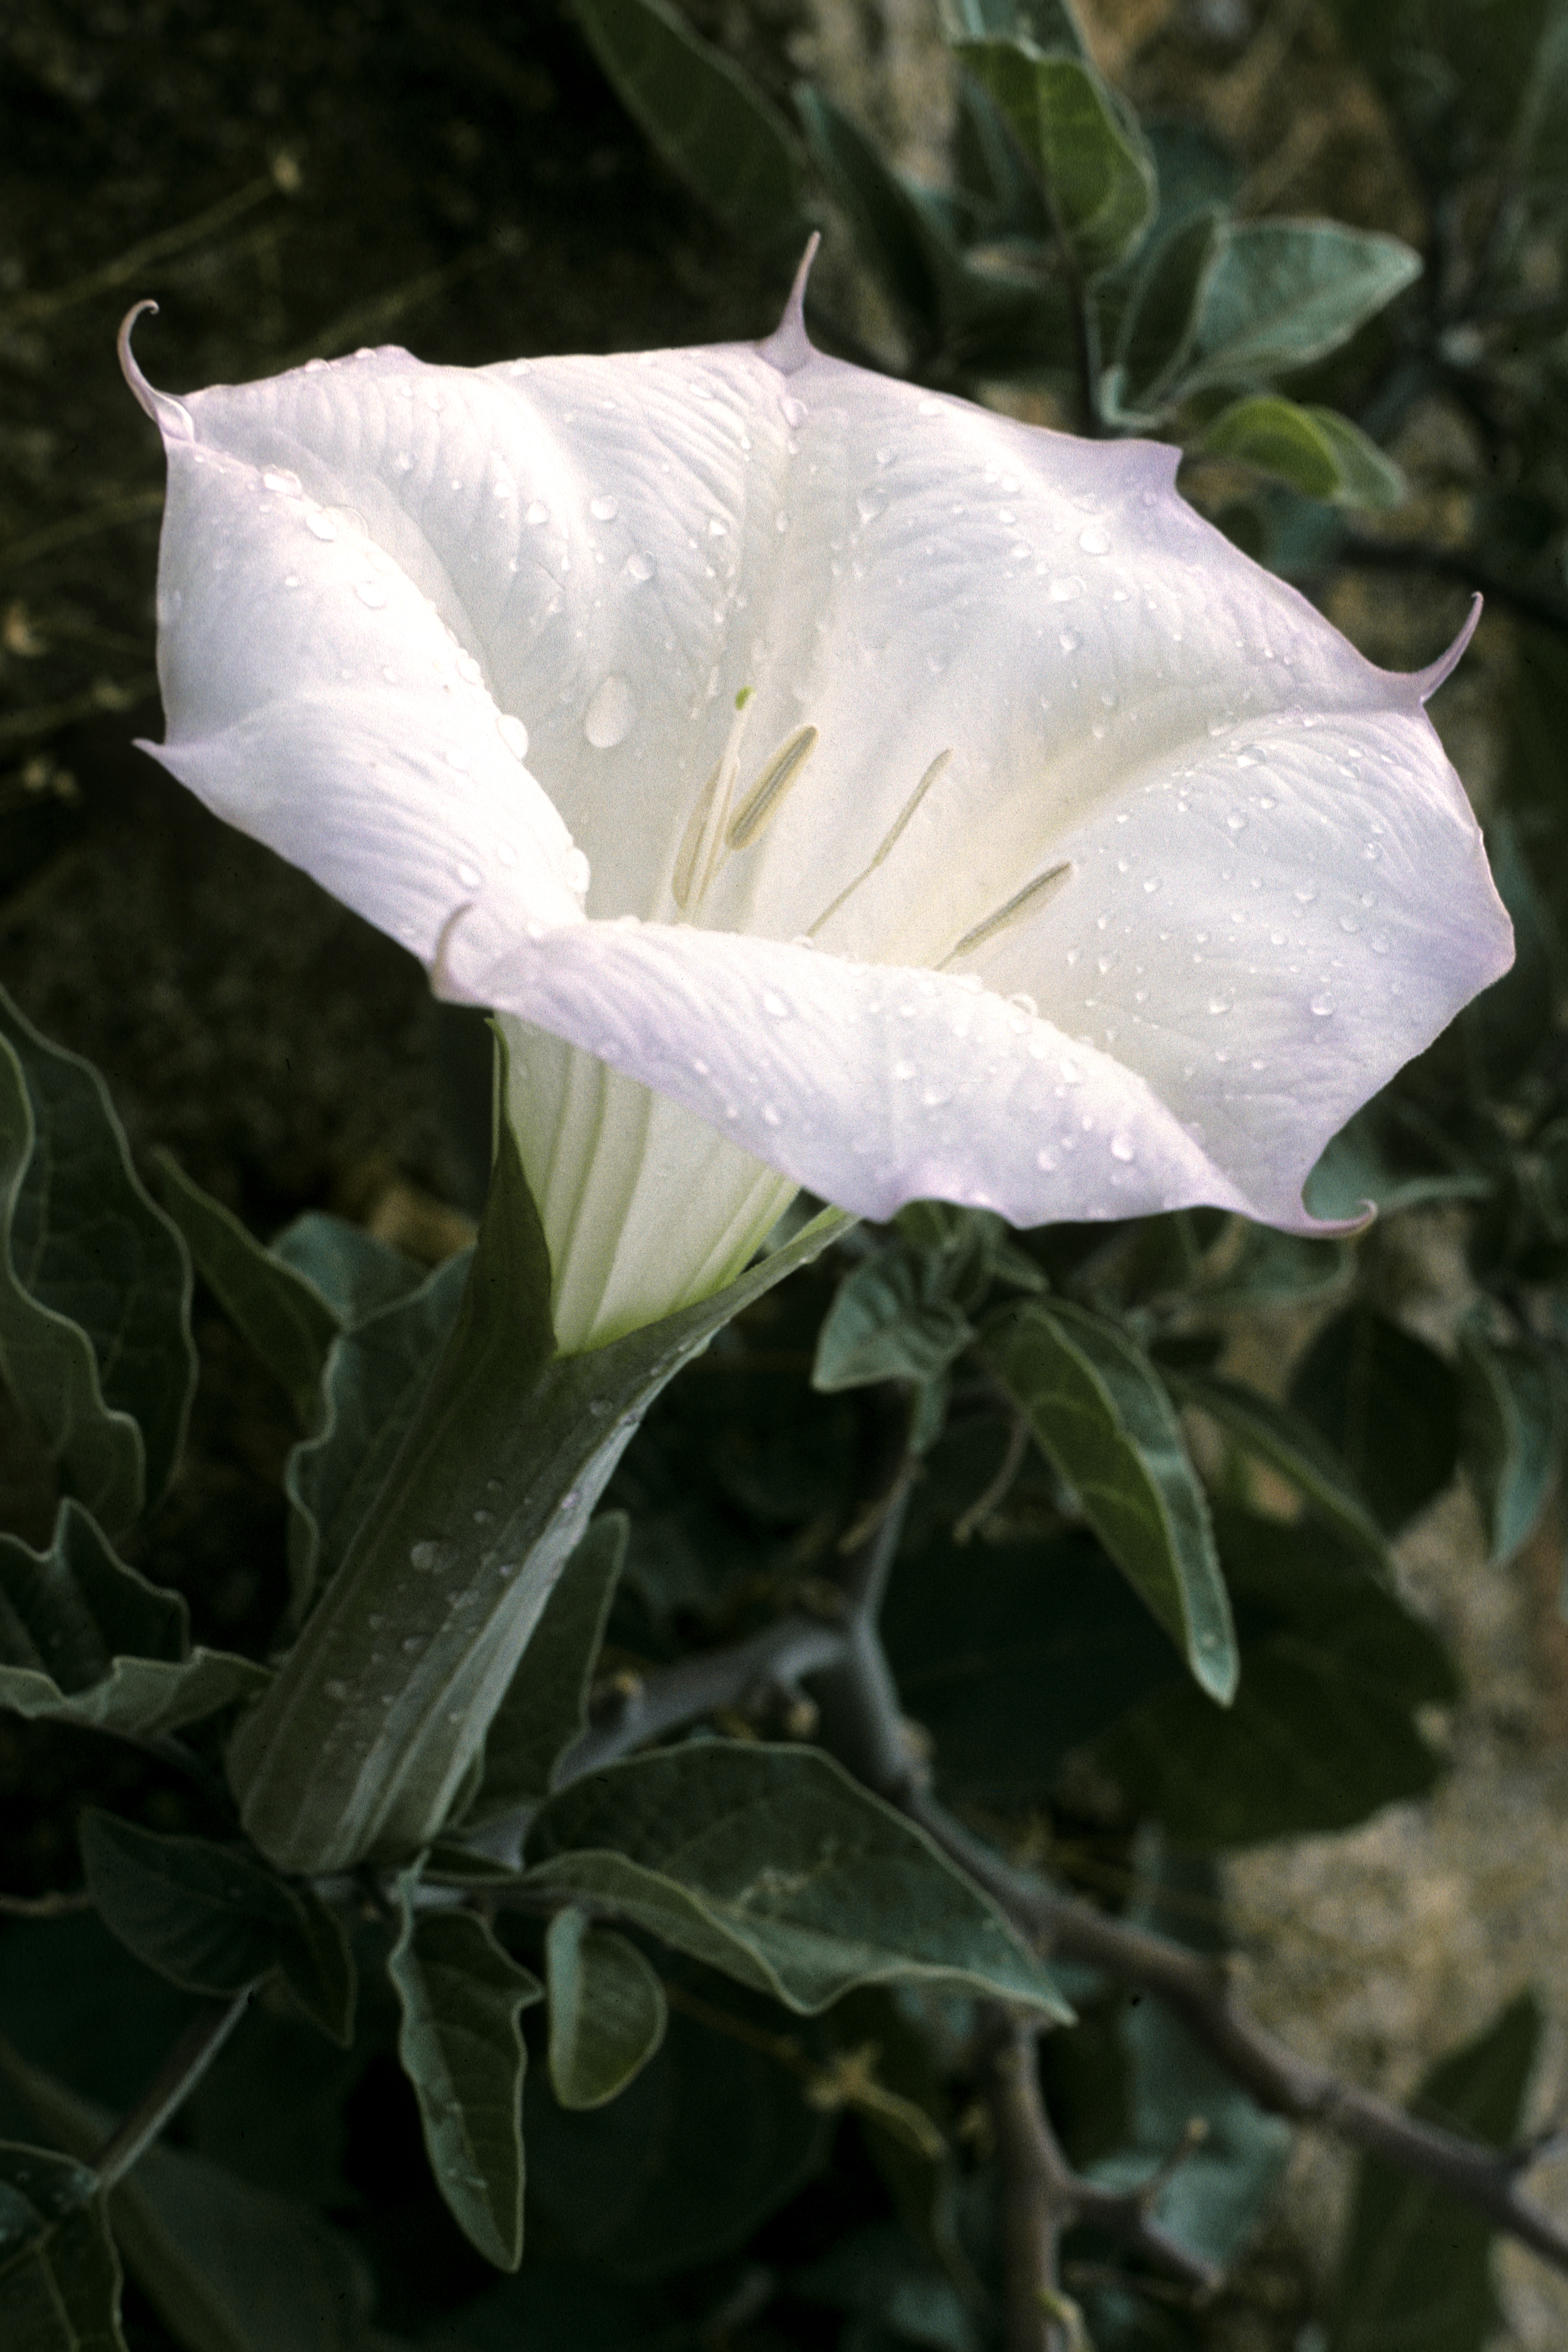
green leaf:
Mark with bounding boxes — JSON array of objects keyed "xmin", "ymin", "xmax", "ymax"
[
  {"xmin": 153, "ymin": 1156, "xmax": 341, "ymax": 1427},
  {"xmin": 0, "ymin": 2144, "xmax": 125, "ymax": 2352},
  {"xmin": 1198, "ymin": 396, "xmax": 1408, "ymax": 511},
  {"xmin": 0, "ymin": 2041, "xmax": 371, "ymax": 2352},
  {"xmin": 1460, "ymin": 815, "xmax": 1558, "ymax": 1091},
  {"xmin": 956, "ymin": 40, "xmax": 1155, "ymax": 275},
  {"xmin": 0, "ymin": 1500, "xmax": 268, "ymax": 1740},
  {"xmin": 1191, "ymin": 1225, "xmax": 1352, "ymax": 1312},
  {"xmin": 794, "ymin": 85, "xmax": 944, "ymax": 339},
  {"xmin": 546, "ymin": 1908, "xmax": 667, "ymax": 2111},
  {"xmin": 524, "ymin": 1973, "xmax": 829, "ymax": 2276},
  {"xmin": 1104, "ymin": 205, "xmax": 1225, "ymax": 421},
  {"xmin": 1289, "ymin": 1307, "xmax": 1461, "ymax": 1536},
  {"xmin": 1091, "ymin": 1509, "xmax": 1458, "ymax": 1847},
  {"xmin": 229, "ymin": 1027, "xmax": 853, "ymax": 1873},
  {"xmin": 814, "ymin": 1250, "xmax": 974, "ymax": 1392},
  {"xmin": 1326, "ymin": 1994, "xmax": 1542, "ymax": 2352},
  {"xmin": 0, "ymin": 992, "xmax": 196, "ymax": 1537},
  {"xmin": 284, "ymin": 1249, "xmax": 471, "ymax": 1627},
  {"xmin": 1173, "ymin": 220, "xmax": 1422, "ymax": 394},
  {"xmin": 570, "ymin": 0, "xmax": 809, "ymax": 259},
  {"xmin": 525, "ymin": 1743, "xmax": 1069, "ymax": 2016},
  {"xmin": 1303, "ymin": 1109, "xmax": 1488, "ymax": 1222},
  {"xmin": 78, "ymin": 1815, "xmax": 355, "ymax": 2045},
  {"xmin": 882, "ymin": 1526, "xmax": 1184, "ymax": 1804},
  {"xmin": 268, "ymin": 1212, "xmax": 426, "ymax": 1327},
  {"xmin": 1091, "ymin": 1843, "xmax": 1290, "ymax": 2266},
  {"xmin": 983, "ymin": 1299, "xmax": 1236, "ymax": 1701},
  {"xmin": 937, "ymin": 0, "xmax": 1088, "ymax": 59},
  {"xmin": 1162, "ymin": 1369, "xmax": 1389, "ymax": 1567},
  {"xmin": 467, "ymin": 1515, "xmax": 627, "ymax": 1825},
  {"xmin": 1458, "ymin": 1329, "xmax": 1560, "ymax": 1566},
  {"xmin": 387, "ymin": 1881, "xmax": 542, "ymax": 2271},
  {"xmin": 1517, "ymin": 0, "xmax": 1568, "ymax": 185}
]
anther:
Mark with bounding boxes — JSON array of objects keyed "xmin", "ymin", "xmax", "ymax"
[{"xmin": 726, "ymin": 724, "xmax": 819, "ymax": 851}]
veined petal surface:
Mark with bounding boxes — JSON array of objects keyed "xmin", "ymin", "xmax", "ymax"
[{"xmin": 129, "ymin": 299, "xmax": 1511, "ymax": 1344}]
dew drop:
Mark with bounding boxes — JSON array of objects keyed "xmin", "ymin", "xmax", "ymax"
[
  {"xmin": 356, "ymin": 579, "xmax": 388, "ymax": 607},
  {"xmin": 589, "ymin": 493, "xmax": 620, "ymax": 521},
  {"xmin": 626, "ymin": 549, "xmax": 656, "ymax": 582},
  {"xmin": 1310, "ymin": 992, "xmax": 1335, "ymax": 1017},
  {"xmin": 1059, "ymin": 1055, "xmax": 1082, "ymax": 1084},
  {"xmin": 1110, "ymin": 1134, "xmax": 1135, "ymax": 1162},
  {"xmin": 1049, "ymin": 576, "xmax": 1084, "ymax": 602},
  {"xmin": 1078, "ymin": 525, "xmax": 1111, "ymax": 555},
  {"xmin": 324, "ymin": 1679, "xmax": 351, "ymax": 1701},
  {"xmin": 496, "ymin": 712, "xmax": 529, "ymax": 758},
  {"xmin": 456, "ymin": 861, "xmax": 482, "ymax": 889},
  {"xmin": 525, "ymin": 499, "xmax": 549, "ymax": 526},
  {"xmin": 762, "ymin": 989, "xmax": 790, "ymax": 1017},
  {"xmin": 1208, "ymin": 995, "xmax": 1232, "ymax": 1016},
  {"xmin": 893, "ymin": 1059, "xmax": 917, "ymax": 1082},
  {"xmin": 1293, "ymin": 884, "xmax": 1317, "ymax": 905},
  {"xmin": 410, "ymin": 1539, "xmax": 455, "ymax": 1575},
  {"xmin": 584, "ymin": 673, "xmax": 638, "ymax": 749},
  {"xmin": 306, "ymin": 511, "xmax": 337, "ymax": 541},
  {"xmin": 1037, "ymin": 1147, "xmax": 1058, "ymax": 1171},
  {"xmin": 1058, "ymin": 629, "xmax": 1082, "ymax": 654},
  {"xmin": 401, "ymin": 1636, "xmax": 424, "ymax": 1655},
  {"xmin": 456, "ymin": 651, "xmax": 483, "ymax": 685},
  {"xmin": 1370, "ymin": 933, "xmax": 1390, "ymax": 955},
  {"xmin": 282, "ymin": 574, "xmax": 300, "ymax": 588},
  {"xmin": 856, "ymin": 487, "xmax": 887, "ymax": 523},
  {"xmin": 780, "ymin": 395, "xmax": 807, "ymax": 427},
  {"xmin": 761, "ymin": 1103, "xmax": 782, "ymax": 1127}
]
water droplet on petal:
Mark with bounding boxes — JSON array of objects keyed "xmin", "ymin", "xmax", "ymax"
[
  {"xmin": 762, "ymin": 990, "xmax": 790, "ymax": 1017},
  {"xmin": 306, "ymin": 511, "xmax": 337, "ymax": 541},
  {"xmin": 1110, "ymin": 1134, "xmax": 1135, "ymax": 1162},
  {"xmin": 1078, "ymin": 525, "xmax": 1111, "ymax": 555},
  {"xmin": 1208, "ymin": 995, "xmax": 1232, "ymax": 1016},
  {"xmin": 1370, "ymin": 933, "xmax": 1390, "ymax": 955},
  {"xmin": 282, "ymin": 574, "xmax": 300, "ymax": 588},
  {"xmin": 262, "ymin": 467, "xmax": 301, "ymax": 494},
  {"xmin": 1049, "ymin": 576, "xmax": 1083, "ymax": 602},
  {"xmin": 564, "ymin": 847, "xmax": 591, "ymax": 895},
  {"xmin": 356, "ymin": 579, "xmax": 387, "ymax": 607},
  {"xmin": 761, "ymin": 1103, "xmax": 782, "ymax": 1127},
  {"xmin": 456, "ymin": 861, "xmax": 482, "ymax": 888},
  {"xmin": 526, "ymin": 499, "xmax": 549, "ymax": 526},
  {"xmin": 584, "ymin": 674, "xmax": 637, "ymax": 749},
  {"xmin": 496, "ymin": 712, "xmax": 529, "ymax": 758},
  {"xmin": 589, "ymin": 493, "xmax": 620, "ymax": 521},
  {"xmin": 1310, "ymin": 992, "xmax": 1335, "ymax": 1017},
  {"xmin": 626, "ymin": 550, "xmax": 656, "ymax": 582},
  {"xmin": 856, "ymin": 487, "xmax": 887, "ymax": 522}
]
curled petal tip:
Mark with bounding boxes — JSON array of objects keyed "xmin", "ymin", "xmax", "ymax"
[
  {"xmin": 1413, "ymin": 591, "xmax": 1482, "ymax": 702},
  {"xmin": 118, "ymin": 300, "xmax": 195, "ymax": 440},
  {"xmin": 756, "ymin": 233, "xmax": 820, "ymax": 377}
]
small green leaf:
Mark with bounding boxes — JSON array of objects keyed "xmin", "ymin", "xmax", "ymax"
[
  {"xmin": 983, "ymin": 1299, "xmax": 1236, "ymax": 1701},
  {"xmin": 387, "ymin": 1880, "xmax": 542, "ymax": 2270},
  {"xmin": 1289, "ymin": 1307, "xmax": 1460, "ymax": 1536},
  {"xmin": 957, "ymin": 40, "xmax": 1155, "ymax": 276},
  {"xmin": 0, "ymin": 992, "xmax": 196, "ymax": 1537},
  {"xmin": 546, "ymin": 1907, "xmax": 667, "ymax": 2110},
  {"xmin": 571, "ymin": 0, "xmax": 809, "ymax": 259},
  {"xmin": 814, "ymin": 1250, "xmax": 974, "ymax": 1393},
  {"xmin": 525, "ymin": 1743, "xmax": 1069, "ymax": 2017},
  {"xmin": 1174, "ymin": 220, "xmax": 1421, "ymax": 393},
  {"xmin": 1092, "ymin": 1509, "xmax": 1458, "ymax": 1847},
  {"xmin": 467, "ymin": 1515, "xmax": 628, "ymax": 1824},
  {"xmin": 0, "ymin": 1500, "xmax": 268, "ymax": 1740},
  {"xmin": 1163, "ymin": 1368, "xmax": 1389, "ymax": 1567},
  {"xmin": 78, "ymin": 1815, "xmax": 354, "ymax": 2046},
  {"xmin": 284, "ymin": 1250, "xmax": 471, "ymax": 1627},
  {"xmin": 153, "ymin": 1156, "xmax": 341, "ymax": 1427},
  {"xmin": 0, "ymin": 2144, "xmax": 125, "ymax": 2352},
  {"xmin": 1198, "ymin": 395, "xmax": 1407, "ymax": 511},
  {"xmin": 1090, "ymin": 1843, "xmax": 1291, "ymax": 2266},
  {"xmin": 1327, "ymin": 1994, "xmax": 1542, "ymax": 2352},
  {"xmin": 1458, "ymin": 1329, "xmax": 1560, "ymax": 1566}
]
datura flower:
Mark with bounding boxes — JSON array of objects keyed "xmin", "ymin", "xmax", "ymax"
[{"xmin": 123, "ymin": 260, "xmax": 1510, "ymax": 1350}]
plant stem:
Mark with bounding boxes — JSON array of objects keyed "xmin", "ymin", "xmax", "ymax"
[{"xmin": 92, "ymin": 1992, "xmax": 251, "ymax": 2191}]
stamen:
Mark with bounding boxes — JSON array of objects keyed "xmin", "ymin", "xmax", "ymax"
[
  {"xmin": 807, "ymin": 749, "xmax": 952, "ymax": 939},
  {"xmin": 942, "ymin": 861, "xmax": 1073, "ymax": 963},
  {"xmin": 671, "ymin": 691, "xmax": 756, "ymax": 913},
  {"xmin": 726, "ymin": 724, "xmax": 819, "ymax": 852}
]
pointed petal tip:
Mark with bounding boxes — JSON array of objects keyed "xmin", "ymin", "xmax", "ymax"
[
  {"xmin": 756, "ymin": 235, "xmax": 820, "ymax": 377},
  {"xmin": 1413, "ymin": 592, "xmax": 1482, "ymax": 702},
  {"xmin": 118, "ymin": 300, "xmax": 195, "ymax": 441}
]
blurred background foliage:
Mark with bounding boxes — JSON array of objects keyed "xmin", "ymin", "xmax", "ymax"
[{"xmin": 4, "ymin": 2, "xmax": 1568, "ymax": 2349}]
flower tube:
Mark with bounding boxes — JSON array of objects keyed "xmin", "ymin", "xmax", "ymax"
[{"xmin": 123, "ymin": 260, "xmax": 1510, "ymax": 1349}]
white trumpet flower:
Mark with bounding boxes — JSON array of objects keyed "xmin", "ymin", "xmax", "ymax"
[{"xmin": 123, "ymin": 257, "xmax": 1510, "ymax": 1350}]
